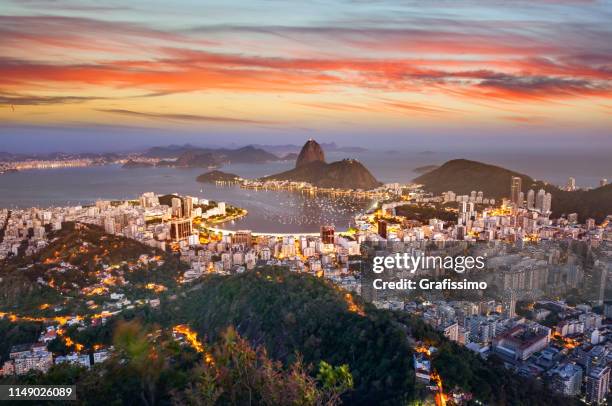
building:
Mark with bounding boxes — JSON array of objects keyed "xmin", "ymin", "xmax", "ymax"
[
  {"xmin": 503, "ymin": 289, "xmax": 517, "ymax": 319},
  {"xmin": 542, "ymin": 192, "xmax": 552, "ymax": 214},
  {"xmin": 171, "ymin": 197, "xmax": 182, "ymax": 218},
  {"xmin": 377, "ymin": 219, "xmax": 387, "ymax": 239},
  {"xmin": 181, "ymin": 196, "xmax": 193, "ymax": 218},
  {"xmin": 511, "ymin": 177, "xmax": 522, "ymax": 206},
  {"xmin": 170, "ymin": 218, "xmax": 192, "ymax": 241},
  {"xmin": 9, "ymin": 343, "xmax": 53, "ymax": 375},
  {"xmin": 550, "ymin": 363, "xmax": 582, "ymax": 396},
  {"xmin": 232, "ymin": 230, "xmax": 252, "ymax": 247},
  {"xmin": 585, "ymin": 366, "xmax": 610, "ymax": 405},
  {"xmin": 526, "ymin": 189, "xmax": 535, "ymax": 210},
  {"xmin": 103, "ymin": 216, "xmax": 116, "ymax": 234},
  {"xmin": 492, "ymin": 324, "xmax": 549, "ymax": 361},
  {"xmin": 443, "ymin": 322, "xmax": 459, "ymax": 342},
  {"xmin": 604, "ymin": 302, "xmax": 612, "ymax": 319},
  {"xmin": 566, "ymin": 177, "xmax": 576, "ymax": 191},
  {"xmin": 413, "ymin": 352, "xmax": 431, "ymax": 383},
  {"xmin": 535, "ymin": 189, "xmax": 546, "ymax": 212},
  {"xmin": 320, "ymin": 225, "xmax": 335, "ymax": 244}
]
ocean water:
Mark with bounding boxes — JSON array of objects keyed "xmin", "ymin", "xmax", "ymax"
[
  {"xmin": 0, "ymin": 164, "xmax": 371, "ymax": 233},
  {"xmin": 0, "ymin": 150, "xmax": 609, "ymax": 233}
]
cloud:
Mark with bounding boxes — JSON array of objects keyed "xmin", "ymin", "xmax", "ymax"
[
  {"xmin": 0, "ymin": 91, "xmax": 106, "ymax": 105},
  {"xmin": 96, "ymin": 109, "xmax": 278, "ymax": 125},
  {"xmin": 1, "ymin": 8, "xmax": 611, "ymax": 112},
  {"xmin": 0, "ymin": 15, "xmax": 214, "ymax": 57},
  {"xmin": 501, "ymin": 115, "xmax": 546, "ymax": 124}
]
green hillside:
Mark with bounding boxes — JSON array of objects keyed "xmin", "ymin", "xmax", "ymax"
[{"xmin": 414, "ymin": 159, "xmax": 611, "ymax": 221}]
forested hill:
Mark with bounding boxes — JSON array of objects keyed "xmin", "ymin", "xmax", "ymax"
[{"xmin": 414, "ymin": 159, "xmax": 611, "ymax": 221}]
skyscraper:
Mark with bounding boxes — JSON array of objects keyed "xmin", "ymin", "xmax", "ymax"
[
  {"xmin": 535, "ymin": 189, "xmax": 546, "ymax": 212},
  {"xmin": 542, "ymin": 192, "xmax": 552, "ymax": 214},
  {"xmin": 585, "ymin": 366, "xmax": 610, "ymax": 405},
  {"xmin": 600, "ymin": 178, "xmax": 608, "ymax": 187},
  {"xmin": 170, "ymin": 218, "xmax": 192, "ymax": 241},
  {"xmin": 510, "ymin": 177, "xmax": 522, "ymax": 205},
  {"xmin": 171, "ymin": 198, "xmax": 182, "ymax": 218},
  {"xmin": 232, "ymin": 230, "xmax": 252, "ymax": 247},
  {"xmin": 527, "ymin": 189, "xmax": 535, "ymax": 210},
  {"xmin": 503, "ymin": 289, "xmax": 517, "ymax": 318},
  {"xmin": 377, "ymin": 219, "xmax": 387, "ymax": 239},
  {"xmin": 566, "ymin": 177, "xmax": 576, "ymax": 191},
  {"xmin": 181, "ymin": 196, "xmax": 193, "ymax": 219},
  {"xmin": 320, "ymin": 225, "xmax": 335, "ymax": 244}
]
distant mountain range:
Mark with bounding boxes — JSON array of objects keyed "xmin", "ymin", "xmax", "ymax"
[
  {"xmin": 414, "ymin": 159, "xmax": 611, "ymax": 221},
  {"xmin": 151, "ymin": 145, "xmax": 281, "ymax": 167},
  {"xmin": 250, "ymin": 142, "xmax": 367, "ymax": 155},
  {"xmin": 143, "ymin": 142, "xmax": 365, "ymax": 162},
  {"xmin": 263, "ymin": 139, "xmax": 380, "ymax": 190}
]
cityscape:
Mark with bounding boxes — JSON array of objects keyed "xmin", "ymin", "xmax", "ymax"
[
  {"xmin": 1, "ymin": 0, "xmax": 611, "ymax": 405},
  {"xmin": 0, "ymin": 138, "xmax": 610, "ymax": 405}
]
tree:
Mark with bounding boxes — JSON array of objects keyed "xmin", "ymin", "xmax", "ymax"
[
  {"xmin": 113, "ymin": 320, "xmax": 167, "ymax": 406},
  {"xmin": 174, "ymin": 326, "xmax": 352, "ymax": 406}
]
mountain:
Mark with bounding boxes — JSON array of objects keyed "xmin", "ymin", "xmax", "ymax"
[
  {"xmin": 296, "ymin": 139, "xmax": 326, "ymax": 167},
  {"xmin": 144, "ymin": 144, "xmax": 199, "ymax": 158},
  {"xmin": 0, "ymin": 222, "xmax": 162, "ymax": 312},
  {"xmin": 280, "ymin": 152, "xmax": 298, "ymax": 161},
  {"xmin": 172, "ymin": 150, "xmax": 221, "ymax": 167},
  {"xmin": 413, "ymin": 164, "xmax": 439, "ymax": 174},
  {"xmin": 250, "ymin": 143, "xmax": 367, "ymax": 155},
  {"xmin": 225, "ymin": 145, "xmax": 279, "ymax": 163},
  {"xmin": 151, "ymin": 145, "xmax": 280, "ymax": 168},
  {"xmin": 0, "ymin": 266, "xmax": 574, "ymax": 406},
  {"xmin": 414, "ymin": 159, "xmax": 612, "ymax": 221},
  {"xmin": 173, "ymin": 267, "xmax": 413, "ymax": 405},
  {"xmin": 122, "ymin": 159, "xmax": 153, "ymax": 168},
  {"xmin": 196, "ymin": 170, "xmax": 240, "ymax": 183},
  {"xmin": 268, "ymin": 160, "xmax": 380, "ymax": 190},
  {"xmin": 264, "ymin": 140, "xmax": 380, "ymax": 190}
]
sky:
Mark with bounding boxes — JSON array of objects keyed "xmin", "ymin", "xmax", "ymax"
[{"xmin": 0, "ymin": 0, "xmax": 611, "ymax": 152}]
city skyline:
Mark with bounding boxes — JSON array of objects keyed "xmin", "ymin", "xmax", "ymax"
[{"xmin": 1, "ymin": 0, "xmax": 612, "ymax": 152}]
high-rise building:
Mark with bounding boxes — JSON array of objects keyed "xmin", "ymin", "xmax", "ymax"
[
  {"xmin": 170, "ymin": 218, "xmax": 192, "ymax": 241},
  {"xmin": 103, "ymin": 216, "xmax": 115, "ymax": 234},
  {"xmin": 510, "ymin": 177, "xmax": 522, "ymax": 205},
  {"xmin": 542, "ymin": 192, "xmax": 552, "ymax": 214},
  {"xmin": 503, "ymin": 289, "xmax": 517, "ymax": 318},
  {"xmin": 585, "ymin": 366, "xmax": 610, "ymax": 405},
  {"xmin": 140, "ymin": 192, "xmax": 159, "ymax": 208},
  {"xmin": 535, "ymin": 189, "xmax": 546, "ymax": 212},
  {"xmin": 377, "ymin": 219, "xmax": 387, "ymax": 239},
  {"xmin": 527, "ymin": 189, "xmax": 535, "ymax": 210},
  {"xmin": 171, "ymin": 198, "xmax": 182, "ymax": 218},
  {"xmin": 551, "ymin": 363, "xmax": 582, "ymax": 397},
  {"xmin": 232, "ymin": 230, "xmax": 252, "ymax": 247},
  {"xmin": 600, "ymin": 178, "xmax": 608, "ymax": 187},
  {"xmin": 181, "ymin": 196, "xmax": 193, "ymax": 218},
  {"xmin": 566, "ymin": 177, "xmax": 576, "ymax": 191},
  {"xmin": 217, "ymin": 202, "xmax": 226, "ymax": 216},
  {"xmin": 320, "ymin": 225, "xmax": 335, "ymax": 244}
]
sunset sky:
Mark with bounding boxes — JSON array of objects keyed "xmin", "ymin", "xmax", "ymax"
[{"xmin": 1, "ymin": 0, "xmax": 611, "ymax": 151}]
